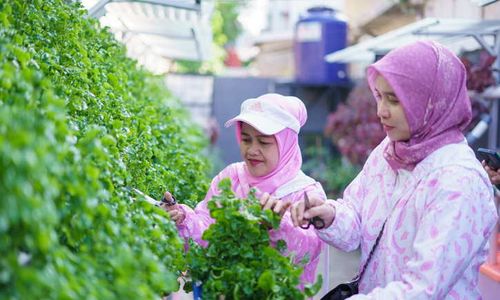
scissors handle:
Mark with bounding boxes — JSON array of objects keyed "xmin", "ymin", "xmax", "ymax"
[{"xmin": 311, "ymin": 216, "xmax": 325, "ymax": 230}]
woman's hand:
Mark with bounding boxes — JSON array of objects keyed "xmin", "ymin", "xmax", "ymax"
[
  {"xmin": 162, "ymin": 191, "xmax": 185, "ymax": 225},
  {"xmin": 259, "ymin": 192, "xmax": 291, "ymax": 217},
  {"xmin": 482, "ymin": 161, "xmax": 500, "ymax": 185},
  {"xmin": 290, "ymin": 196, "xmax": 336, "ymax": 229}
]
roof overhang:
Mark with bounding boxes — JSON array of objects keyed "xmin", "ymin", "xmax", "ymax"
[{"xmin": 325, "ymin": 18, "xmax": 500, "ymax": 63}]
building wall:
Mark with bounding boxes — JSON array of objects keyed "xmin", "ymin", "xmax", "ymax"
[
  {"xmin": 483, "ymin": 1, "xmax": 500, "ymax": 18},
  {"xmin": 253, "ymin": 38, "xmax": 295, "ymax": 78},
  {"xmin": 425, "ymin": 0, "xmax": 500, "ymax": 19},
  {"xmin": 344, "ymin": 0, "xmax": 396, "ymax": 41}
]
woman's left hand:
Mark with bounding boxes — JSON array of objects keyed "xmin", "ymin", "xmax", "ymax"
[
  {"xmin": 260, "ymin": 192, "xmax": 291, "ymax": 216},
  {"xmin": 482, "ymin": 161, "xmax": 500, "ymax": 185}
]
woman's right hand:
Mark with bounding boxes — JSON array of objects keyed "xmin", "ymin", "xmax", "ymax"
[
  {"xmin": 162, "ymin": 191, "xmax": 185, "ymax": 225},
  {"xmin": 290, "ymin": 195, "xmax": 336, "ymax": 229}
]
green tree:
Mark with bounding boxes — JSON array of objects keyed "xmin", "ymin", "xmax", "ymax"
[{"xmin": 175, "ymin": 0, "xmax": 247, "ymax": 74}]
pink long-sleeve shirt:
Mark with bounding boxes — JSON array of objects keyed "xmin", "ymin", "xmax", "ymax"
[
  {"xmin": 176, "ymin": 163, "xmax": 327, "ymax": 285},
  {"xmin": 318, "ymin": 139, "xmax": 498, "ymax": 299}
]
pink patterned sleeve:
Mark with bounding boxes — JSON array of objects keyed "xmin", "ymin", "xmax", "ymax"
[
  {"xmin": 316, "ymin": 170, "xmax": 366, "ymax": 251},
  {"xmin": 268, "ymin": 182, "xmax": 327, "ymax": 284},
  {"xmin": 175, "ymin": 171, "xmax": 227, "ymax": 247},
  {"xmin": 316, "ymin": 144, "xmax": 384, "ymax": 251}
]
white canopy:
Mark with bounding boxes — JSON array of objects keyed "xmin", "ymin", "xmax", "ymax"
[{"xmin": 83, "ymin": 0, "xmax": 214, "ymax": 63}]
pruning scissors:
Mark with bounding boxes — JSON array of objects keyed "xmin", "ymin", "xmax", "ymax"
[
  {"xmin": 131, "ymin": 188, "xmax": 176, "ymax": 207},
  {"xmin": 299, "ymin": 192, "xmax": 325, "ymax": 230}
]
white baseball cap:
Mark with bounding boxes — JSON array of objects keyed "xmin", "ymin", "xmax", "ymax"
[{"xmin": 224, "ymin": 94, "xmax": 302, "ymax": 135}]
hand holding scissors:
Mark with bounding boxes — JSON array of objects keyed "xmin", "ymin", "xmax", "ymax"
[
  {"xmin": 299, "ymin": 192, "xmax": 325, "ymax": 230},
  {"xmin": 291, "ymin": 192, "xmax": 335, "ymax": 229},
  {"xmin": 131, "ymin": 188, "xmax": 184, "ymax": 225},
  {"xmin": 131, "ymin": 188, "xmax": 176, "ymax": 207},
  {"xmin": 161, "ymin": 190, "xmax": 185, "ymax": 225}
]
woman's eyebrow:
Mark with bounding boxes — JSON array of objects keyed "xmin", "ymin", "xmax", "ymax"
[{"xmin": 378, "ymin": 89, "xmax": 397, "ymax": 98}]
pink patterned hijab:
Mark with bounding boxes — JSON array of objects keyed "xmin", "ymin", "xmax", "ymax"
[
  {"xmin": 367, "ymin": 40, "xmax": 471, "ymax": 171},
  {"xmin": 230, "ymin": 94, "xmax": 307, "ymax": 197}
]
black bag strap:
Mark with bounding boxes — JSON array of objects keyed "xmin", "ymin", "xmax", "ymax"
[
  {"xmin": 355, "ymin": 186, "xmax": 415, "ymax": 281},
  {"xmin": 351, "ymin": 172, "xmax": 422, "ymax": 282},
  {"xmin": 355, "ymin": 219, "xmax": 386, "ymax": 281}
]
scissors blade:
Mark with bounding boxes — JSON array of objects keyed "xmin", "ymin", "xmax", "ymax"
[
  {"xmin": 132, "ymin": 188, "xmax": 163, "ymax": 207},
  {"xmin": 304, "ymin": 192, "xmax": 310, "ymax": 209}
]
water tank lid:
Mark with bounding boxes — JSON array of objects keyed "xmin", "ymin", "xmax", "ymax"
[{"xmin": 307, "ymin": 6, "xmax": 335, "ymax": 14}]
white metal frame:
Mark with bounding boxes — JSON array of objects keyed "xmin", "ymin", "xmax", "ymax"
[
  {"xmin": 88, "ymin": 0, "xmax": 202, "ymax": 18},
  {"xmin": 85, "ymin": 0, "xmax": 213, "ymax": 63}
]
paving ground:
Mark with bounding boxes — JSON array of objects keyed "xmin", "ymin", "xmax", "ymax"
[{"xmin": 168, "ymin": 246, "xmax": 361, "ymax": 300}]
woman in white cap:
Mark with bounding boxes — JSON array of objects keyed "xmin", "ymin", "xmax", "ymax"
[{"xmin": 163, "ymin": 93, "xmax": 327, "ymax": 285}]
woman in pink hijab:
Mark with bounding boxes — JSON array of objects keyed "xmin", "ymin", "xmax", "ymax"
[
  {"xmin": 163, "ymin": 93, "xmax": 327, "ymax": 285},
  {"xmin": 290, "ymin": 41, "xmax": 498, "ymax": 299}
]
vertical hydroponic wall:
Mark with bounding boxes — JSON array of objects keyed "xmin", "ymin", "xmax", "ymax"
[{"xmin": 0, "ymin": 0, "xmax": 210, "ymax": 298}]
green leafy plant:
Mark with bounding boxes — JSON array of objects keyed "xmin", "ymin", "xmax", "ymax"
[
  {"xmin": 0, "ymin": 0, "xmax": 210, "ymax": 298},
  {"xmin": 185, "ymin": 179, "xmax": 322, "ymax": 299}
]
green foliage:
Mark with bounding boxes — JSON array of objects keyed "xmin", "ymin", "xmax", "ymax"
[
  {"xmin": 216, "ymin": 1, "xmax": 243, "ymax": 44},
  {"xmin": 185, "ymin": 179, "xmax": 322, "ymax": 299},
  {"xmin": 303, "ymin": 146, "xmax": 360, "ymax": 199},
  {"xmin": 0, "ymin": 0, "xmax": 210, "ymax": 298},
  {"xmin": 175, "ymin": 0, "xmax": 246, "ymax": 74}
]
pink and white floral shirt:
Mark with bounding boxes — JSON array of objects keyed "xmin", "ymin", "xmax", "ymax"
[{"xmin": 318, "ymin": 138, "xmax": 498, "ymax": 299}]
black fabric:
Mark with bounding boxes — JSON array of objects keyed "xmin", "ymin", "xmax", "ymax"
[{"xmin": 320, "ymin": 279, "xmax": 359, "ymax": 300}]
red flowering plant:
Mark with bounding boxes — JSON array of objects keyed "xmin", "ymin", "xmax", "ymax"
[
  {"xmin": 461, "ymin": 50, "xmax": 497, "ymax": 93},
  {"xmin": 324, "ymin": 79, "xmax": 386, "ymax": 166},
  {"xmin": 460, "ymin": 50, "xmax": 496, "ymax": 132}
]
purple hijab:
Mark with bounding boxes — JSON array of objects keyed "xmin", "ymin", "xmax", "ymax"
[{"xmin": 367, "ymin": 40, "xmax": 472, "ymax": 170}]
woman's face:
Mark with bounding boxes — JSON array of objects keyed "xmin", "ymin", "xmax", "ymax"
[
  {"xmin": 374, "ymin": 75, "xmax": 411, "ymax": 141},
  {"xmin": 240, "ymin": 123, "xmax": 279, "ymax": 177}
]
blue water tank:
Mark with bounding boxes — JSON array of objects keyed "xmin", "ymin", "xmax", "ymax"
[{"xmin": 294, "ymin": 7, "xmax": 348, "ymax": 85}]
